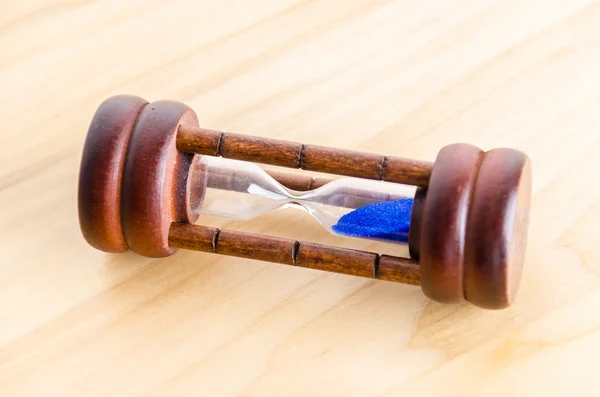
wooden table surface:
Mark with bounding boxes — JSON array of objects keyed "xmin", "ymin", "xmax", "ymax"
[{"xmin": 2, "ymin": 1, "xmax": 600, "ymax": 396}]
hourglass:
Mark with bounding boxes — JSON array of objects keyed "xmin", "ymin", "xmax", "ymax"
[{"xmin": 78, "ymin": 95, "xmax": 532, "ymax": 309}]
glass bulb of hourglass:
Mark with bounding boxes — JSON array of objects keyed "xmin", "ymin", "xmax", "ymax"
[{"xmin": 189, "ymin": 156, "xmax": 416, "ymax": 244}]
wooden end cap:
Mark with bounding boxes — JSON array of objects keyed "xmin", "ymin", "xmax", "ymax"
[
  {"xmin": 78, "ymin": 95, "xmax": 148, "ymax": 253},
  {"xmin": 78, "ymin": 96, "xmax": 201, "ymax": 257},
  {"xmin": 121, "ymin": 100, "xmax": 200, "ymax": 258},
  {"xmin": 464, "ymin": 148, "xmax": 532, "ymax": 309},
  {"xmin": 418, "ymin": 144, "xmax": 532, "ymax": 309},
  {"xmin": 420, "ymin": 143, "xmax": 483, "ymax": 303}
]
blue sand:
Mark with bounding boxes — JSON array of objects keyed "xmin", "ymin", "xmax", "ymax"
[{"xmin": 332, "ymin": 198, "xmax": 414, "ymax": 243}]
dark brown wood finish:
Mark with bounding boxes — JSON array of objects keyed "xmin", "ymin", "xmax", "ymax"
[
  {"xmin": 121, "ymin": 100, "xmax": 199, "ymax": 258},
  {"xmin": 175, "ymin": 126, "xmax": 433, "ymax": 187},
  {"xmin": 463, "ymin": 148, "xmax": 532, "ymax": 309},
  {"xmin": 78, "ymin": 95, "xmax": 147, "ymax": 253},
  {"xmin": 176, "ymin": 126, "xmax": 222, "ymax": 155},
  {"xmin": 408, "ymin": 187, "xmax": 427, "ymax": 260},
  {"xmin": 295, "ymin": 242, "xmax": 377, "ymax": 278},
  {"xmin": 300, "ymin": 145, "xmax": 384, "ymax": 179},
  {"xmin": 169, "ymin": 222, "xmax": 217, "ymax": 252},
  {"xmin": 376, "ymin": 255, "xmax": 421, "ymax": 285},
  {"xmin": 169, "ymin": 223, "xmax": 296, "ymax": 267},
  {"xmin": 383, "ymin": 156, "xmax": 433, "ymax": 188},
  {"xmin": 221, "ymin": 133, "xmax": 303, "ymax": 168},
  {"xmin": 168, "ymin": 223, "xmax": 421, "ymax": 284},
  {"xmin": 216, "ymin": 229, "xmax": 296, "ymax": 265},
  {"xmin": 419, "ymin": 144, "xmax": 484, "ymax": 303}
]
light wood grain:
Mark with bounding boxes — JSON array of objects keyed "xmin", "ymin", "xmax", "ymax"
[{"xmin": 2, "ymin": 1, "xmax": 600, "ymax": 396}]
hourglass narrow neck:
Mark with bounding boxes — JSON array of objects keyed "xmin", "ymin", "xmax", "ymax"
[
  {"xmin": 199, "ymin": 162, "xmax": 407, "ymax": 210},
  {"xmin": 190, "ymin": 155, "xmax": 416, "ymax": 244}
]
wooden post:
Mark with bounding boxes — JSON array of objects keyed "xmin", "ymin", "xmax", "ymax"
[
  {"xmin": 177, "ymin": 125, "xmax": 433, "ymax": 187},
  {"xmin": 169, "ymin": 223, "xmax": 421, "ymax": 286}
]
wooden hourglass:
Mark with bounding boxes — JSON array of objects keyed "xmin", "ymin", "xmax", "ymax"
[{"xmin": 78, "ymin": 95, "xmax": 532, "ymax": 309}]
